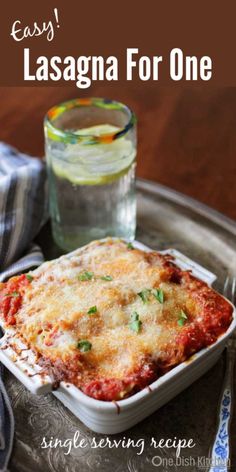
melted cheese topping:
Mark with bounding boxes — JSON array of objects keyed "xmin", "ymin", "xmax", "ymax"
[{"xmin": 2, "ymin": 239, "xmax": 233, "ymax": 400}]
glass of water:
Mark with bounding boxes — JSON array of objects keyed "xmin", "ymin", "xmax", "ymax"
[{"xmin": 44, "ymin": 98, "xmax": 137, "ymax": 252}]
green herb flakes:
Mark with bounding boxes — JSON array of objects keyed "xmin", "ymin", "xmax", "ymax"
[
  {"xmin": 77, "ymin": 340, "xmax": 92, "ymax": 352},
  {"xmin": 153, "ymin": 288, "xmax": 164, "ymax": 304},
  {"xmin": 177, "ymin": 318, "xmax": 185, "ymax": 327},
  {"xmin": 78, "ymin": 271, "xmax": 94, "ymax": 281},
  {"xmin": 127, "ymin": 242, "xmax": 134, "ymax": 250},
  {"xmin": 87, "ymin": 306, "xmax": 97, "ymax": 315},
  {"xmin": 26, "ymin": 274, "xmax": 34, "ymax": 282},
  {"xmin": 129, "ymin": 312, "xmax": 142, "ymax": 333},
  {"xmin": 138, "ymin": 289, "xmax": 151, "ymax": 303},
  {"xmin": 178, "ymin": 309, "xmax": 188, "ymax": 326},
  {"xmin": 101, "ymin": 275, "xmax": 113, "ymax": 281}
]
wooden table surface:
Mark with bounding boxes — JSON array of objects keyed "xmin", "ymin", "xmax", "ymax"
[{"xmin": 0, "ymin": 85, "xmax": 236, "ymax": 221}]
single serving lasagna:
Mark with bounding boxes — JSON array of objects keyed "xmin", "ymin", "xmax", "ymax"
[{"xmin": 0, "ymin": 239, "xmax": 233, "ymax": 401}]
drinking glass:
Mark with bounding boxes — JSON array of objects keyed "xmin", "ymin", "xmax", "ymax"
[{"xmin": 44, "ymin": 98, "xmax": 137, "ymax": 251}]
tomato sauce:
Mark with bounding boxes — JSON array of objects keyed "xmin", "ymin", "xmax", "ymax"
[
  {"xmin": 83, "ymin": 363, "xmax": 157, "ymax": 401},
  {"xmin": 0, "ymin": 274, "xmax": 30, "ymax": 325}
]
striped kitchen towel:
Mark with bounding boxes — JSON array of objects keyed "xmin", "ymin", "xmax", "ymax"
[
  {"xmin": 0, "ymin": 142, "xmax": 48, "ymax": 276},
  {"xmin": 0, "ymin": 142, "xmax": 48, "ymax": 471}
]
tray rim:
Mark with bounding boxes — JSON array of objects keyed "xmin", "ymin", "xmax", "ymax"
[{"xmin": 137, "ymin": 178, "xmax": 236, "ymax": 237}]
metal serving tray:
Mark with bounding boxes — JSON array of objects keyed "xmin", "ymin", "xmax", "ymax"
[{"xmin": 4, "ymin": 179, "xmax": 236, "ymax": 472}]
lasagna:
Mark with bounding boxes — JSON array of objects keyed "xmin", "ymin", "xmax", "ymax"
[{"xmin": 0, "ymin": 239, "xmax": 233, "ymax": 401}]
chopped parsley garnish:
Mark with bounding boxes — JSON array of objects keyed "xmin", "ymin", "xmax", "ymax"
[
  {"xmin": 131, "ymin": 312, "xmax": 139, "ymax": 321},
  {"xmin": 77, "ymin": 340, "xmax": 92, "ymax": 352},
  {"xmin": 180, "ymin": 309, "xmax": 188, "ymax": 319},
  {"xmin": 129, "ymin": 312, "xmax": 142, "ymax": 333},
  {"xmin": 78, "ymin": 271, "xmax": 94, "ymax": 281},
  {"xmin": 138, "ymin": 289, "xmax": 151, "ymax": 303},
  {"xmin": 87, "ymin": 306, "xmax": 97, "ymax": 315},
  {"xmin": 152, "ymin": 288, "xmax": 164, "ymax": 304},
  {"xmin": 5, "ymin": 291, "xmax": 20, "ymax": 298},
  {"xmin": 177, "ymin": 318, "xmax": 185, "ymax": 327},
  {"xmin": 101, "ymin": 275, "xmax": 113, "ymax": 281},
  {"xmin": 127, "ymin": 242, "xmax": 134, "ymax": 250},
  {"xmin": 178, "ymin": 309, "xmax": 188, "ymax": 327},
  {"xmin": 26, "ymin": 274, "xmax": 34, "ymax": 282}
]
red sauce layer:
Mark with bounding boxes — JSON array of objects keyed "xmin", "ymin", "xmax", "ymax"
[{"xmin": 0, "ymin": 275, "xmax": 30, "ymax": 325}]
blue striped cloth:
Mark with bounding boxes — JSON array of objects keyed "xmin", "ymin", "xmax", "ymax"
[{"xmin": 0, "ymin": 142, "xmax": 47, "ymax": 471}]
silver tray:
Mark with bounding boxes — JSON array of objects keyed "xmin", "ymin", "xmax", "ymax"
[{"xmin": 6, "ymin": 179, "xmax": 236, "ymax": 472}]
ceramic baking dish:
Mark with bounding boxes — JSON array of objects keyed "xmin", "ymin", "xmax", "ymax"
[{"xmin": 0, "ymin": 241, "xmax": 235, "ymax": 434}]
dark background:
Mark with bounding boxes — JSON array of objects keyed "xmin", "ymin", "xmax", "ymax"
[{"xmin": 0, "ymin": 85, "xmax": 236, "ymax": 221}]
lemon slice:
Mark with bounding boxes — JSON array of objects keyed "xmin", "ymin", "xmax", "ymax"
[
  {"xmin": 50, "ymin": 124, "xmax": 136, "ymax": 186},
  {"xmin": 74, "ymin": 124, "xmax": 120, "ymax": 137}
]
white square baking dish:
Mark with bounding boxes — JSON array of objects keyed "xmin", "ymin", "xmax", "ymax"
[{"xmin": 0, "ymin": 240, "xmax": 235, "ymax": 434}]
